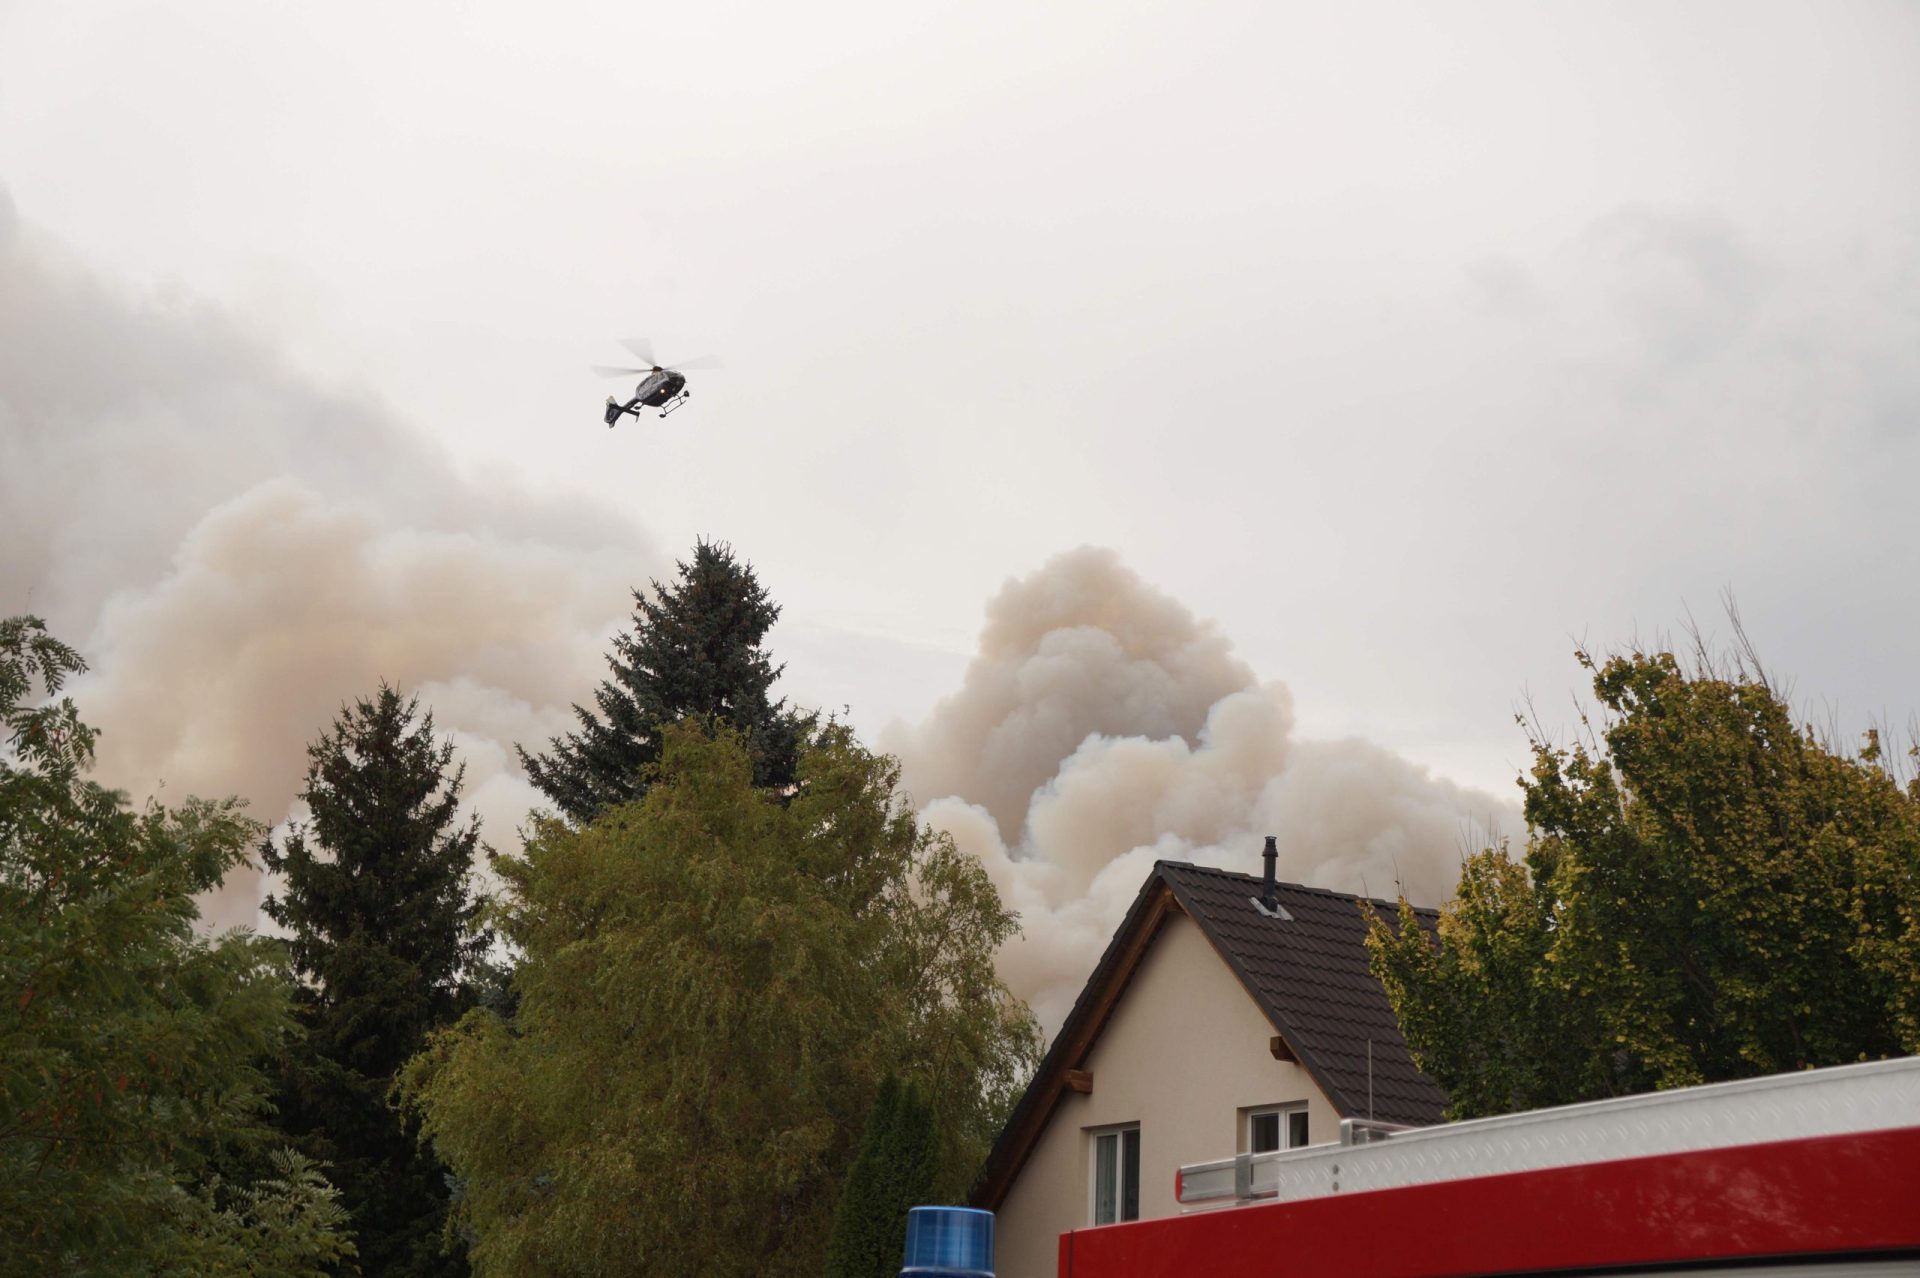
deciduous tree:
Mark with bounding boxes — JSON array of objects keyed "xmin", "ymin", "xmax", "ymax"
[
  {"xmin": 0, "ymin": 617, "xmax": 353, "ymax": 1275},
  {"xmin": 1369, "ymin": 644, "xmax": 1920, "ymax": 1118},
  {"xmin": 405, "ymin": 723, "xmax": 1039, "ymax": 1277}
]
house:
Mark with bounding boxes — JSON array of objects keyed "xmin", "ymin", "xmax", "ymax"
[{"xmin": 973, "ymin": 847, "xmax": 1447, "ymax": 1278}]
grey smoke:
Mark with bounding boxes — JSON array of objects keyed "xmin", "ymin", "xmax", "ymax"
[
  {"xmin": 1, "ymin": 192, "xmax": 660, "ymax": 924},
  {"xmin": 893, "ymin": 546, "xmax": 1256, "ymax": 839},
  {"xmin": 4, "ymin": 189, "xmax": 1516, "ymax": 1022},
  {"xmin": 889, "ymin": 548, "xmax": 1514, "ymax": 1032}
]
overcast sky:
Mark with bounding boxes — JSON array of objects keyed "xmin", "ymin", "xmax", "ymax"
[{"xmin": 5, "ymin": 2, "xmax": 1918, "ymax": 932}]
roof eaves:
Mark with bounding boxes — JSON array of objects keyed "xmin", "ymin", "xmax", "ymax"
[{"xmin": 971, "ymin": 866, "xmax": 1183, "ymax": 1209}]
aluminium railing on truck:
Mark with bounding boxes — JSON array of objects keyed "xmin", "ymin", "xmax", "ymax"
[{"xmin": 1057, "ymin": 1056, "xmax": 1920, "ymax": 1278}]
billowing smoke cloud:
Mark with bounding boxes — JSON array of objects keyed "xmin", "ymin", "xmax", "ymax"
[
  {"xmin": 893, "ymin": 546, "xmax": 1257, "ymax": 839},
  {"xmin": 889, "ymin": 548, "xmax": 1514, "ymax": 1032},
  {"xmin": 0, "ymin": 190, "xmax": 658, "ymax": 924},
  {"xmin": 5, "ymin": 188, "xmax": 1515, "ymax": 1017}
]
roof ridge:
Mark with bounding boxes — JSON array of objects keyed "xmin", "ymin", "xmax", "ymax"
[{"xmin": 1152, "ymin": 858, "xmax": 1442, "ymax": 914}]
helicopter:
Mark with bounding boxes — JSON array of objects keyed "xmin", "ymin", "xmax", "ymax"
[{"xmin": 594, "ymin": 338, "xmax": 722, "ymax": 426}]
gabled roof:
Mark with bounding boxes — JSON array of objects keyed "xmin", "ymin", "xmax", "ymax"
[
  {"xmin": 1162, "ymin": 863, "xmax": 1447, "ymax": 1125},
  {"xmin": 973, "ymin": 860, "xmax": 1447, "ymax": 1210}
]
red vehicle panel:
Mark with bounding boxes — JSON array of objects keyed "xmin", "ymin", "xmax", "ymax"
[{"xmin": 1059, "ymin": 1126, "xmax": 1920, "ymax": 1278}]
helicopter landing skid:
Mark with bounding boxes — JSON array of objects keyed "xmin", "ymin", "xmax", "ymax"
[{"xmin": 659, "ymin": 391, "xmax": 691, "ymax": 418}]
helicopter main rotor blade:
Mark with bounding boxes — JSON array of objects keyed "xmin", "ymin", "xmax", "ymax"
[
  {"xmin": 617, "ymin": 337, "xmax": 658, "ymax": 368},
  {"xmin": 591, "ymin": 364, "xmax": 651, "ymax": 377},
  {"xmin": 663, "ymin": 354, "xmax": 723, "ymax": 371}
]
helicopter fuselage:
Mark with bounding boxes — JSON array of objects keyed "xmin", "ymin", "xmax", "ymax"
[
  {"xmin": 633, "ymin": 369, "xmax": 686, "ymax": 405},
  {"xmin": 604, "ymin": 368, "xmax": 691, "ymax": 426}
]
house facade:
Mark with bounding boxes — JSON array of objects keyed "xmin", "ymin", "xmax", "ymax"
[{"xmin": 974, "ymin": 858, "xmax": 1447, "ymax": 1278}]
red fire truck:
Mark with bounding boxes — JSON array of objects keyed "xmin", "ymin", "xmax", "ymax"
[{"xmin": 1055, "ymin": 1057, "xmax": 1920, "ymax": 1278}]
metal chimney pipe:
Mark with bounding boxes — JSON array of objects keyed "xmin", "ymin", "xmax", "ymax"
[{"xmin": 1261, "ymin": 835, "xmax": 1277, "ymax": 907}]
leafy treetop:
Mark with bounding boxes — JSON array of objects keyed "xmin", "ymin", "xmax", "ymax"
[
  {"xmin": 405, "ymin": 723, "xmax": 1040, "ymax": 1278},
  {"xmin": 1, "ymin": 616, "xmax": 353, "ymax": 1274},
  {"xmin": 1369, "ymin": 645, "xmax": 1920, "ymax": 1119}
]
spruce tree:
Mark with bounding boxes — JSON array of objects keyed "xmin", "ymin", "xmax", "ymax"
[
  {"xmin": 824, "ymin": 1076, "xmax": 940, "ymax": 1278},
  {"xmin": 262, "ymin": 686, "xmax": 488, "ymax": 1277},
  {"xmin": 518, "ymin": 539, "xmax": 814, "ymax": 822}
]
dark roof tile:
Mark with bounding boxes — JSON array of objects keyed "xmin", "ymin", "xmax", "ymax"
[{"xmin": 1158, "ymin": 862, "xmax": 1447, "ymax": 1126}]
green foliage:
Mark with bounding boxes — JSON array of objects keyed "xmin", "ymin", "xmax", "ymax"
[
  {"xmin": 261, "ymin": 686, "xmax": 488, "ymax": 1277},
  {"xmin": 1368, "ymin": 848, "xmax": 1627, "ymax": 1116},
  {"xmin": 518, "ymin": 539, "xmax": 816, "ymax": 824},
  {"xmin": 167, "ymin": 1149, "xmax": 358, "ymax": 1278},
  {"xmin": 1369, "ymin": 646, "xmax": 1920, "ymax": 1118},
  {"xmin": 0, "ymin": 616, "xmax": 353, "ymax": 1275},
  {"xmin": 823, "ymin": 1076, "xmax": 938, "ymax": 1278},
  {"xmin": 404, "ymin": 723, "xmax": 1040, "ymax": 1277}
]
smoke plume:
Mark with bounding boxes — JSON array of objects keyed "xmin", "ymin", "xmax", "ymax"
[
  {"xmin": 889, "ymin": 548, "xmax": 1514, "ymax": 1032},
  {"xmin": 5, "ymin": 191, "xmax": 1514, "ymax": 1024},
  {"xmin": 0, "ymin": 192, "xmax": 658, "ymax": 924}
]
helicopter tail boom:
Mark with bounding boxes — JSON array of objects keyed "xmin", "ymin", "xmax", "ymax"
[{"xmin": 605, "ymin": 396, "xmax": 638, "ymax": 427}]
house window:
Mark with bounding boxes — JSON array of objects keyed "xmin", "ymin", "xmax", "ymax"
[
  {"xmin": 1246, "ymin": 1105, "xmax": 1309, "ymax": 1154},
  {"xmin": 1089, "ymin": 1125, "xmax": 1140, "ymax": 1225}
]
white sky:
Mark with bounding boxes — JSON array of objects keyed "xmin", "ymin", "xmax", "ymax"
[{"xmin": 4, "ymin": 0, "xmax": 1918, "ymax": 798}]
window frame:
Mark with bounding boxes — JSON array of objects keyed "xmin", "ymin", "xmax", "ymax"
[
  {"xmin": 1088, "ymin": 1123, "xmax": 1142, "ymax": 1226},
  {"xmin": 1243, "ymin": 1102, "xmax": 1310, "ymax": 1154}
]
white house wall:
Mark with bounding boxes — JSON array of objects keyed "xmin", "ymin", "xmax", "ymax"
[{"xmin": 993, "ymin": 912, "xmax": 1341, "ymax": 1278}]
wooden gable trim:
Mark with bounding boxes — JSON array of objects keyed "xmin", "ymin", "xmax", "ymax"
[{"xmin": 973, "ymin": 882, "xmax": 1182, "ymax": 1210}]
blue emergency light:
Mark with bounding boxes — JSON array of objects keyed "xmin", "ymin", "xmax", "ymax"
[{"xmin": 900, "ymin": 1205, "xmax": 994, "ymax": 1278}]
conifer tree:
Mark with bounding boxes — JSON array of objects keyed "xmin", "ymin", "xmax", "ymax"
[
  {"xmin": 518, "ymin": 539, "xmax": 814, "ymax": 822},
  {"xmin": 825, "ymin": 1076, "xmax": 941, "ymax": 1278},
  {"xmin": 262, "ymin": 686, "xmax": 488, "ymax": 1277}
]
